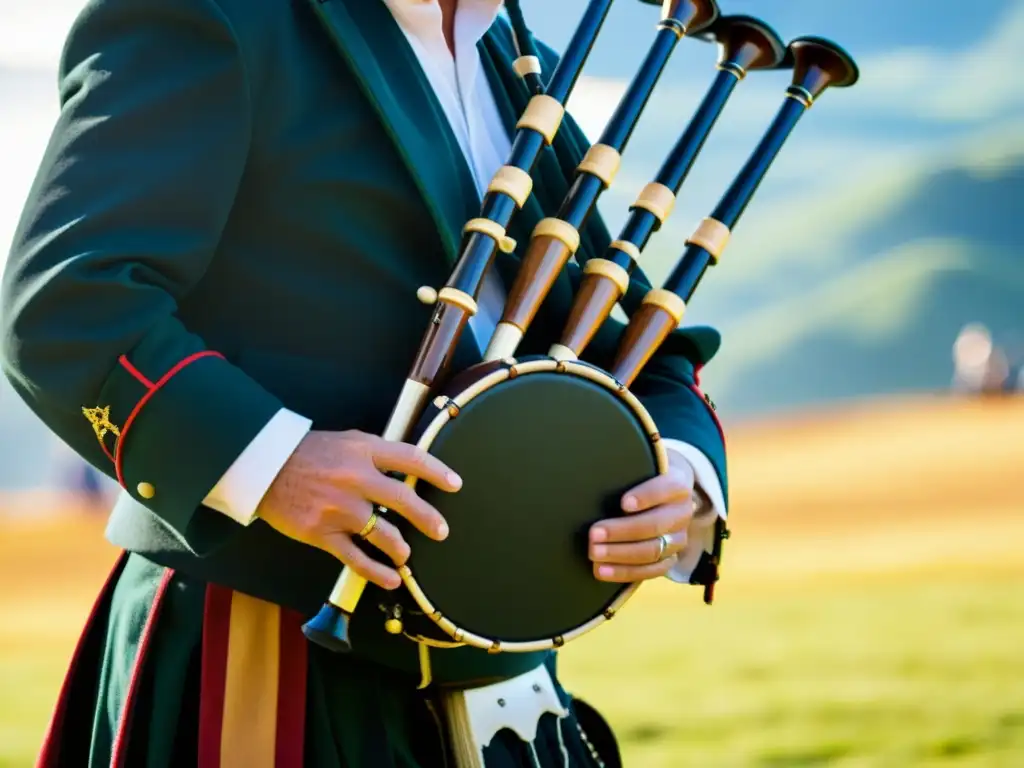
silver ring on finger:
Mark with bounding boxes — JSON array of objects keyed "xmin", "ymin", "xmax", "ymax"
[{"xmin": 656, "ymin": 532, "xmax": 673, "ymax": 561}]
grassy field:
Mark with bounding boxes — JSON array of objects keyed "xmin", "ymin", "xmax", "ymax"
[{"xmin": 1, "ymin": 395, "xmax": 1022, "ymax": 767}]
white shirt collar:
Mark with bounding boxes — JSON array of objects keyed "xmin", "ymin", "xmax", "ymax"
[{"xmin": 381, "ymin": 0, "xmax": 504, "ymax": 56}]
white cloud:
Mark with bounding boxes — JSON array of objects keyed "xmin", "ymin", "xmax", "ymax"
[
  {"xmin": 814, "ymin": 1, "xmax": 1024, "ymax": 123},
  {"xmin": 0, "ymin": 2, "xmax": 82, "ymax": 71},
  {"xmin": 569, "ymin": 1, "xmax": 1024, "ymax": 138}
]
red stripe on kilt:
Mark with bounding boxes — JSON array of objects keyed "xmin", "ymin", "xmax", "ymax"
[
  {"xmin": 275, "ymin": 608, "xmax": 308, "ymax": 766},
  {"xmin": 36, "ymin": 552, "xmax": 129, "ymax": 768},
  {"xmin": 110, "ymin": 567, "xmax": 175, "ymax": 768},
  {"xmin": 197, "ymin": 584, "xmax": 233, "ymax": 768}
]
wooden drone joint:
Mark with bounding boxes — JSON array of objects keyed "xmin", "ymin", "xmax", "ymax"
[
  {"xmin": 717, "ymin": 61, "xmax": 746, "ymax": 80},
  {"xmin": 656, "ymin": 18, "xmax": 687, "ymax": 39},
  {"xmin": 584, "ymin": 258, "xmax": 630, "ymax": 295},
  {"xmin": 630, "ymin": 182, "xmax": 676, "ymax": 224},
  {"xmin": 463, "ymin": 217, "xmax": 517, "ymax": 254},
  {"xmin": 577, "ymin": 144, "xmax": 621, "ymax": 188},
  {"xmin": 515, "ymin": 94, "xmax": 565, "ymax": 145},
  {"xmin": 642, "ymin": 289, "xmax": 687, "ymax": 323},
  {"xmin": 437, "ymin": 287, "xmax": 478, "ymax": 316},
  {"xmin": 487, "ymin": 166, "xmax": 534, "ymax": 209},
  {"xmin": 685, "ymin": 217, "xmax": 730, "ymax": 263},
  {"xmin": 513, "ymin": 55, "xmax": 542, "ymax": 77},
  {"xmin": 786, "ymin": 85, "xmax": 814, "ymax": 108},
  {"xmin": 532, "ymin": 218, "xmax": 581, "ymax": 253}
]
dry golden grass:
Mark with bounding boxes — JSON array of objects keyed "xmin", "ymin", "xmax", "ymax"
[{"xmin": 1, "ymin": 395, "xmax": 1022, "ymax": 767}]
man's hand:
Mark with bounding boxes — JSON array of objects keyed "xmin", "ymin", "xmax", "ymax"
[
  {"xmin": 255, "ymin": 430, "xmax": 461, "ymax": 591},
  {"xmin": 589, "ymin": 450, "xmax": 695, "ymax": 583}
]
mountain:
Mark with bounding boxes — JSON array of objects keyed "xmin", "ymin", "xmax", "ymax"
[{"xmin": 694, "ymin": 147, "xmax": 1024, "ymax": 417}]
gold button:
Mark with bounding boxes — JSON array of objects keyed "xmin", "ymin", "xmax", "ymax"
[{"xmin": 137, "ymin": 482, "xmax": 156, "ymax": 499}]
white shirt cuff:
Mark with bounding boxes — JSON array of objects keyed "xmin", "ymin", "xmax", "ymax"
[
  {"xmin": 661, "ymin": 438, "xmax": 727, "ymax": 585},
  {"xmin": 203, "ymin": 408, "xmax": 313, "ymax": 526}
]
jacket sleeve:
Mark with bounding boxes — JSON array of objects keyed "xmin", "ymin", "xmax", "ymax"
[{"xmin": 0, "ymin": 0, "xmax": 284, "ymax": 551}]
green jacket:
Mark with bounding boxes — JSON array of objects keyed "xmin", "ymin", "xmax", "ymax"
[{"xmin": 1, "ymin": 0, "xmax": 726, "ymax": 680}]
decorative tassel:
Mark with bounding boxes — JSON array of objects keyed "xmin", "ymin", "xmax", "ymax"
[{"xmin": 440, "ymin": 690, "xmax": 485, "ymax": 768}]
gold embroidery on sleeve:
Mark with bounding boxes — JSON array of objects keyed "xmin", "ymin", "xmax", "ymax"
[{"xmin": 83, "ymin": 405, "xmax": 121, "ymax": 445}]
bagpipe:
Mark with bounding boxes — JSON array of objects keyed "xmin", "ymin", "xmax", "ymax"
[{"xmin": 303, "ymin": 0, "xmax": 859, "ymax": 655}]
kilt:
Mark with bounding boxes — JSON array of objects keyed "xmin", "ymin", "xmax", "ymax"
[{"xmin": 37, "ymin": 553, "xmax": 621, "ymax": 767}]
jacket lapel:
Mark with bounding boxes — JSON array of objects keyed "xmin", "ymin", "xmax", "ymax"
[{"xmin": 306, "ymin": 0, "xmax": 481, "ymax": 265}]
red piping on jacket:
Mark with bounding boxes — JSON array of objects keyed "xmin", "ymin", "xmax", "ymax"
[{"xmin": 114, "ymin": 351, "xmax": 225, "ymax": 488}]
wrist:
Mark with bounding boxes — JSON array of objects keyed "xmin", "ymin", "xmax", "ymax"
[{"xmin": 203, "ymin": 408, "xmax": 312, "ymax": 525}]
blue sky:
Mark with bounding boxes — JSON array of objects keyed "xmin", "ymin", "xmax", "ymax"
[{"xmin": 524, "ymin": 0, "xmax": 1017, "ymax": 60}]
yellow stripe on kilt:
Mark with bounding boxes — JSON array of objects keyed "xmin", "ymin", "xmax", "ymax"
[{"xmin": 221, "ymin": 592, "xmax": 281, "ymax": 768}]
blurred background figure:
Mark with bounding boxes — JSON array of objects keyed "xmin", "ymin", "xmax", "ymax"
[
  {"xmin": 951, "ymin": 322, "xmax": 1016, "ymax": 395},
  {"xmin": 50, "ymin": 441, "xmax": 117, "ymax": 515},
  {"xmin": 64, "ymin": 462, "xmax": 113, "ymax": 515}
]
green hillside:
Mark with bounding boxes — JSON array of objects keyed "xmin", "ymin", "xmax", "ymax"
[
  {"xmin": 693, "ymin": 146, "xmax": 1024, "ymax": 417},
  {"xmin": 704, "ymin": 242, "xmax": 1024, "ymax": 415}
]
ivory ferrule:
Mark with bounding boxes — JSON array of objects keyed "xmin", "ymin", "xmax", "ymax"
[
  {"xmin": 515, "ymin": 94, "xmax": 565, "ymax": 145},
  {"xmin": 583, "ymin": 258, "xmax": 630, "ymax": 295},
  {"xmin": 685, "ymin": 217, "xmax": 731, "ymax": 263},
  {"xmin": 438, "ymin": 287, "xmax": 478, "ymax": 316},
  {"xmin": 463, "ymin": 218, "xmax": 517, "ymax": 254},
  {"xmin": 329, "ymin": 570, "xmax": 366, "ymax": 612},
  {"xmin": 532, "ymin": 218, "xmax": 581, "ymax": 254},
  {"xmin": 513, "ymin": 55, "xmax": 542, "ymax": 77},
  {"xmin": 548, "ymin": 344, "xmax": 578, "ymax": 362},
  {"xmin": 486, "ymin": 166, "xmax": 534, "ymax": 209},
  {"xmin": 642, "ymin": 289, "xmax": 687, "ymax": 324},
  {"xmin": 630, "ymin": 182, "xmax": 676, "ymax": 225},
  {"xmin": 483, "ymin": 322, "xmax": 524, "ymax": 362},
  {"xmin": 381, "ymin": 379, "xmax": 431, "ymax": 442},
  {"xmin": 577, "ymin": 143, "xmax": 621, "ymax": 188},
  {"xmin": 608, "ymin": 239, "xmax": 642, "ymax": 264}
]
